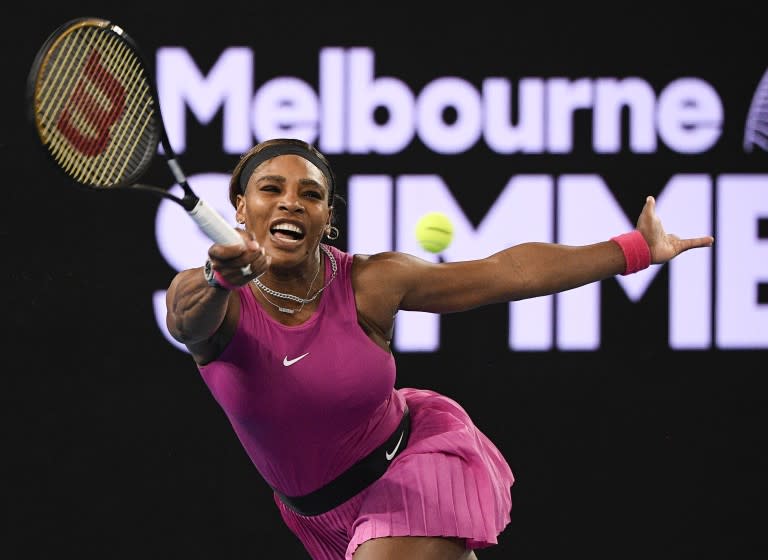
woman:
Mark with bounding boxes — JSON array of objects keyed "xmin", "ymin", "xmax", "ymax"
[{"xmin": 165, "ymin": 138, "xmax": 714, "ymax": 560}]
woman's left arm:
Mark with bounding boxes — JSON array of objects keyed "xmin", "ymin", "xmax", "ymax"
[{"xmin": 381, "ymin": 196, "xmax": 714, "ymax": 314}]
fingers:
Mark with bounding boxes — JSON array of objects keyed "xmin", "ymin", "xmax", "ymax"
[
  {"xmin": 636, "ymin": 195, "xmax": 659, "ymax": 238},
  {"xmin": 680, "ymin": 235, "xmax": 715, "ymax": 252},
  {"xmin": 209, "ymin": 236, "xmax": 260, "ymax": 261},
  {"xmin": 207, "ymin": 237, "xmax": 270, "ymax": 286},
  {"xmin": 239, "ymin": 242, "xmax": 269, "ymax": 278},
  {"xmin": 640, "ymin": 195, "xmax": 656, "ymax": 222}
]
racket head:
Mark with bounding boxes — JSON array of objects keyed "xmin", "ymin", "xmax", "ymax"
[{"xmin": 27, "ymin": 17, "xmax": 163, "ymax": 191}]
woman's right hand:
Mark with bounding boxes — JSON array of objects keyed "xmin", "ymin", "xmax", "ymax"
[{"xmin": 207, "ymin": 230, "xmax": 272, "ymax": 288}]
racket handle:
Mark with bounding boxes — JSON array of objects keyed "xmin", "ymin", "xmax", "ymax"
[{"xmin": 188, "ymin": 198, "xmax": 244, "ymax": 246}]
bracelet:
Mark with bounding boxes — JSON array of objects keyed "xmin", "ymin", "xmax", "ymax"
[
  {"xmin": 213, "ymin": 270, "xmax": 241, "ymax": 291},
  {"xmin": 610, "ymin": 230, "xmax": 651, "ymax": 275},
  {"xmin": 204, "ymin": 259, "xmax": 240, "ymax": 291}
]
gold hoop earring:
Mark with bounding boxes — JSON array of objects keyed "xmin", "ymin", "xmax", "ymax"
[{"xmin": 326, "ymin": 226, "xmax": 339, "ymax": 240}]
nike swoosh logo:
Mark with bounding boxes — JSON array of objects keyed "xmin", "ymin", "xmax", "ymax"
[
  {"xmin": 385, "ymin": 431, "xmax": 405, "ymax": 461},
  {"xmin": 283, "ymin": 352, "xmax": 310, "ymax": 366}
]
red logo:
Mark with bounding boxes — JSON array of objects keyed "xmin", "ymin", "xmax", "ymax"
[{"xmin": 56, "ymin": 49, "xmax": 126, "ymax": 156}]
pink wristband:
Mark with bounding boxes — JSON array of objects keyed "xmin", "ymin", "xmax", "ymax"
[
  {"xmin": 610, "ymin": 230, "xmax": 651, "ymax": 275},
  {"xmin": 213, "ymin": 269, "xmax": 241, "ymax": 291}
]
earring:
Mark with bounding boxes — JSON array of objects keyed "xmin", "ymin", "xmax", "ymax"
[{"xmin": 326, "ymin": 226, "xmax": 340, "ymax": 240}]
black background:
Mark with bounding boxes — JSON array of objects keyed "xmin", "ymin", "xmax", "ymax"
[{"xmin": 6, "ymin": 4, "xmax": 768, "ymax": 559}]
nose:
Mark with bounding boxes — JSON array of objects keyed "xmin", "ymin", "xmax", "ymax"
[{"xmin": 278, "ymin": 189, "xmax": 304, "ymax": 212}]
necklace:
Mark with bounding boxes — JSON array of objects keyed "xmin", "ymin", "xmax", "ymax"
[
  {"xmin": 253, "ymin": 244, "xmax": 338, "ymax": 314},
  {"xmin": 258, "ymin": 261, "xmax": 320, "ymax": 315}
]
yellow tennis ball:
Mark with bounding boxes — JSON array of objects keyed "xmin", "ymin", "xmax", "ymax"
[{"xmin": 415, "ymin": 212, "xmax": 454, "ymax": 253}]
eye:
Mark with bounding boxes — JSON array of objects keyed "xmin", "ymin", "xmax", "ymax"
[{"xmin": 304, "ymin": 191, "xmax": 323, "ymax": 199}]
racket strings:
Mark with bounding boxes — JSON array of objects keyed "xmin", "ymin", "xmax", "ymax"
[{"xmin": 34, "ymin": 21, "xmax": 160, "ymax": 188}]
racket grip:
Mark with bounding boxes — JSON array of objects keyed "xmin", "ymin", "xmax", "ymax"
[{"xmin": 188, "ymin": 198, "xmax": 244, "ymax": 246}]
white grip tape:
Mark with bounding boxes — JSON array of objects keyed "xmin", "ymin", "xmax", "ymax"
[{"xmin": 187, "ymin": 199, "xmax": 243, "ymax": 246}]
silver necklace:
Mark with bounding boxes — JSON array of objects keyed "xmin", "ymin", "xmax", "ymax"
[
  {"xmin": 258, "ymin": 261, "xmax": 320, "ymax": 315},
  {"xmin": 253, "ymin": 245, "xmax": 337, "ymax": 314},
  {"xmin": 258, "ymin": 287, "xmax": 314, "ymax": 315}
]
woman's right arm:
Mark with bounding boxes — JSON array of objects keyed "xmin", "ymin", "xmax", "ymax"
[
  {"xmin": 166, "ymin": 266, "xmax": 234, "ymax": 348},
  {"xmin": 166, "ymin": 235, "xmax": 269, "ymax": 362}
]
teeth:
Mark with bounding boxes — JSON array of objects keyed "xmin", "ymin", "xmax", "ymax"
[{"xmin": 273, "ymin": 222, "xmax": 302, "ymax": 234}]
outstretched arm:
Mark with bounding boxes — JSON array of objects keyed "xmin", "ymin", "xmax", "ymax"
[
  {"xmin": 356, "ymin": 196, "xmax": 714, "ymax": 317},
  {"xmin": 166, "ymin": 231, "xmax": 270, "ymax": 361}
]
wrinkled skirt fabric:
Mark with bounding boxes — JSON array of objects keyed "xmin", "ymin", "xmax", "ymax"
[{"xmin": 275, "ymin": 387, "xmax": 514, "ymax": 560}]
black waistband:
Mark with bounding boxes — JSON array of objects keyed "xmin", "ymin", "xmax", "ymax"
[{"xmin": 275, "ymin": 407, "xmax": 411, "ymax": 516}]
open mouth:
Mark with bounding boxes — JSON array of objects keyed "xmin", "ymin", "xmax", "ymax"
[{"xmin": 270, "ymin": 221, "xmax": 306, "ymax": 242}]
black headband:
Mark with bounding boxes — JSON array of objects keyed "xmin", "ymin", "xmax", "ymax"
[{"xmin": 238, "ymin": 144, "xmax": 335, "ymax": 198}]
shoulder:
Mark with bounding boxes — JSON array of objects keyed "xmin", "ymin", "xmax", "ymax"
[
  {"xmin": 350, "ymin": 252, "xmax": 421, "ymax": 335},
  {"xmin": 353, "ymin": 251, "xmax": 431, "ymax": 269},
  {"xmin": 352, "ymin": 251, "xmax": 419, "ymax": 272},
  {"xmin": 351, "ymin": 250, "xmax": 434, "ymax": 293}
]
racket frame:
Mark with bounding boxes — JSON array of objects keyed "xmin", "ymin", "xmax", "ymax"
[{"xmin": 27, "ymin": 17, "xmax": 243, "ymax": 246}]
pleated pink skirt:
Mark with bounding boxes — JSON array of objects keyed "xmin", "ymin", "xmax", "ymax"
[{"xmin": 274, "ymin": 387, "xmax": 514, "ymax": 559}]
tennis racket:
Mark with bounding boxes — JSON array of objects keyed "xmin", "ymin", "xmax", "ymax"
[{"xmin": 27, "ymin": 16, "xmax": 243, "ymax": 246}]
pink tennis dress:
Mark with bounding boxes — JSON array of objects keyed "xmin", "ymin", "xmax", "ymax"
[{"xmin": 198, "ymin": 245, "xmax": 514, "ymax": 559}]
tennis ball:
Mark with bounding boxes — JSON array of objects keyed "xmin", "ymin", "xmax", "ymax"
[{"xmin": 415, "ymin": 212, "xmax": 454, "ymax": 253}]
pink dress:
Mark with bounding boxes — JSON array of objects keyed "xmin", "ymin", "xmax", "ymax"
[{"xmin": 198, "ymin": 245, "xmax": 514, "ymax": 559}]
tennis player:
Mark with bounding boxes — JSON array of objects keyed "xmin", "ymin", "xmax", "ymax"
[{"xmin": 166, "ymin": 138, "xmax": 714, "ymax": 560}]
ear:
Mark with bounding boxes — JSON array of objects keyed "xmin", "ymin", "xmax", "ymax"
[{"xmin": 235, "ymin": 194, "xmax": 246, "ymax": 224}]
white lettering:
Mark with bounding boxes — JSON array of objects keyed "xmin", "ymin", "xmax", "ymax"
[
  {"xmin": 156, "ymin": 47, "xmax": 724, "ymax": 155},
  {"xmin": 658, "ymin": 78, "xmax": 722, "ymax": 153},
  {"xmin": 661, "ymin": 175, "xmax": 713, "ymax": 349},
  {"xmin": 151, "ymin": 46, "xmax": 762, "ymax": 353},
  {"xmin": 594, "ymin": 77, "xmax": 657, "ymax": 153},
  {"xmin": 319, "ymin": 48, "xmax": 346, "ymax": 152},
  {"xmin": 717, "ymin": 175, "xmax": 768, "ymax": 347},
  {"xmin": 252, "ymin": 77, "xmax": 319, "ymax": 142},
  {"xmin": 348, "ymin": 48, "xmax": 415, "ymax": 153},
  {"xmin": 548, "ymin": 78, "xmax": 593, "ymax": 153},
  {"xmin": 484, "ymin": 78, "xmax": 546, "ymax": 153},
  {"xmin": 157, "ymin": 47, "xmax": 253, "ymax": 153},
  {"xmin": 417, "ymin": 77, "xmax": 482, "ymax": 154}
]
